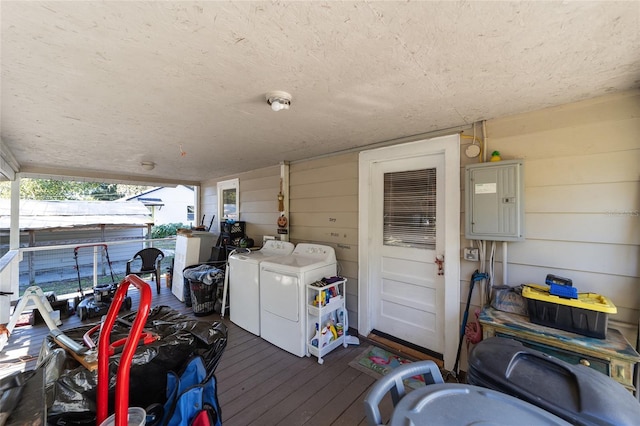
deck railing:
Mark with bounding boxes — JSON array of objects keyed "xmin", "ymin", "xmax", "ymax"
[{"xmin": 0, "ymin": 237, "xmax": 176, "ymax": 324}]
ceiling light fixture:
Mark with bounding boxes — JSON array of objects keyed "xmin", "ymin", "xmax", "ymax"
[
  {"xmin": 141, "ymin": 161, "xmax": 155, "ymax": 171},
  {"xmin": 266, "ymin": 90, "xmax": 292, "ymax": 112}
]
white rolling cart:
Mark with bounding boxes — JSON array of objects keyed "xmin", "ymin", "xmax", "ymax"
[{"xmin": 306, "ymin": 277, "xmax": 348, "ymax": 364}]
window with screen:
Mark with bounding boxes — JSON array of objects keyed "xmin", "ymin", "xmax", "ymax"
[
  {"xmin": 217, "ymin": 178, "xmax": 239, "ymax": 222},
  {"xmin": 383, "ymin": 168, "xmax": 436, "ymax": 249}
]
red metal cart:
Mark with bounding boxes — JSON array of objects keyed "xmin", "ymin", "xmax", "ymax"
[{"xmin": 96, "ymin": 274, "xmax": 152, "ymax": 426}]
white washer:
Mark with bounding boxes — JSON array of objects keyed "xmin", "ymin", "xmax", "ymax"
[
  {"xmin": 228, "ymin": 240, "xmax": 295, "ymax": 336},
  {"xmin": 259, "ymin": 243, "xmax": 337, "ymax": 357}
]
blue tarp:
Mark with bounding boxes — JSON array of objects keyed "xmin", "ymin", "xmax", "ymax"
[{"xmin": 183, "ymin": 264, "xmax": 224, "ymax": 285}]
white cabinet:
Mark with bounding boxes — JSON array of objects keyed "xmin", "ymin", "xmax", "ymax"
[
  {"xmin": 171, "ymin": 233, "xmax": 216, "ymax": 302},
  {"xmin": 306, "ymin": 278, "xmax": 348, "ymax": 364}
]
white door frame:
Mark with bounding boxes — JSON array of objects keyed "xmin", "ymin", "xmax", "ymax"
[{"xmin": 358, "ymin": 134, "xmax": 460, "ymax": 369}]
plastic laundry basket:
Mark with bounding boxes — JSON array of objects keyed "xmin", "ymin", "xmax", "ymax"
[
  {"xmin": 182, "ymin": 263, "xmax": 204, "ymax": 308},
  {"xmin": 183, "ymin": 262, "xmax": 225, "ymax": 316},
  {"xmin": 189, "ymin": 280, "xmax": 216, "ymax": 316},
  {"xmin": 183, "ymin": 276, "xmax": 193, "ymax": 308}
]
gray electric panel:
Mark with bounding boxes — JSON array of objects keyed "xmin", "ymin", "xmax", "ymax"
[{"xmin": 465, "ymin": 160, "xmax": 524, "ymax": 241}]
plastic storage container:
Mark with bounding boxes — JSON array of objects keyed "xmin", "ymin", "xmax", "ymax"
[
  {"xmin": 99, "ymin": 407, "xmax": 145, "ymax": 426},
  {"xmin": 522, "ymin": 284, "xmax": 617, "ymax": 338},
  {"xmin": 467, "ymin": 337, "xmax": 640, "ymax": 426},
  {"xmin": 390, "ymin": 383, "xmax": 570, "ymax": 426},
  {"xmin": 219, "ymin": 221, "xmax": 246, "ymax": 246}
]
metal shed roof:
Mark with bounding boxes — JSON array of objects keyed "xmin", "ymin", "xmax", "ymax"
[{"xmin": 0, "ymin": 200, "xmax": 153, "ymax": 231}]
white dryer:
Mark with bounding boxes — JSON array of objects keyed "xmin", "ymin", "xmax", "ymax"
[
  {"xmin": 228, "ymin": 240, "xmax": 295, "ymax": 336},
  {"xmin": 259, "ymin": 243, "xmax": 337, "ymax": 357}
]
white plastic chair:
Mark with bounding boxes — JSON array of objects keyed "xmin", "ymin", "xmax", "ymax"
[{"xmin": 363, "ymin": 360, "xmax": 444, "ymax": 426}]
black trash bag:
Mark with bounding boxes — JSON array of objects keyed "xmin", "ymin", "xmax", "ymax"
[
  {"xmin": 37, "ymin": 305, "xmax": 227, "ymax": 426},
  {"xmin": 0, "ymin": 371, "xmax": 28, "ymax": 423}
]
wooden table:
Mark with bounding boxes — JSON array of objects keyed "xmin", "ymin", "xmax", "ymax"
[{"xmin": 479, "ymin": 306, "xmax": 639, "ymax": 395}]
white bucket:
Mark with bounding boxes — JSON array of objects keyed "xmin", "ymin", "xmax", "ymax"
[{"xmin": 99, "ymin": 407, "xmax": 146, "ymax": 426}]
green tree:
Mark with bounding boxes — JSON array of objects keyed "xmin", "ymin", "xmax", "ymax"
[
  {"xmin": 151, "ymin": 223, "xmax": 189, "ymax": 238},
  {"xmin": 87, "ymin": 183, "xmax": 120, "ymax": 201},
  {"xmin": 0, "ymin": 178, "xmax": 152, "ymax": 201}
]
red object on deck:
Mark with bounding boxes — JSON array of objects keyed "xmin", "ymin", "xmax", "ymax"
[
  {"xmin": 96, "ymin": 275, "xmax": 152, "ymax": 426},
  {"xmin": 465, "ymin": 309, "xmax": 483, "ymax": 345}
]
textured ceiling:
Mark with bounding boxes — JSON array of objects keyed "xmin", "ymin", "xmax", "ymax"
[{"xmin": 2, "ymin": 1, "xmax": 639, "ymax": 185}]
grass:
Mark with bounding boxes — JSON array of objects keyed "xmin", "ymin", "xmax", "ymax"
[
  {"xmin": 21, "ymin": 275, "xmax": 126, "ymax": 299},
  {"xmin": 20, "ymin": 256, "xmax": 175, "ymax": 298},
  {"xmin": 18, "ymin": 239, "xmax": 176, "ymax": 298}
]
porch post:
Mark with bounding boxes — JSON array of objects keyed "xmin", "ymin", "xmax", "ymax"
[
  {"xmin": 10, "ymin": 178, "xmax": 19, "ymax": 250},
  {"xmin": 0, "ymin": 177, "xmax": 21, "ymax": 326},
  {"xmin": 28, "ymin": 230, "xmax": 35, "ymax": 284}
]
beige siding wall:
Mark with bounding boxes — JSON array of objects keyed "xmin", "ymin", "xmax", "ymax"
[
  {"xmin": 201, "ymin": 165, "xmax": 281, "ymax": 243},
  {"xmin": 289, "ymin": 153, "xmax": 360, "ymax": 328},
  {"xmin": 200, "ymin": 90, "xmax": 639, "ymax": 349},
  {"xmin": 460, "ymin": 91, "xmax": 640, "ymax": 347},
  {"xmin": 200, "ymin": 156, "xmax": 360, "ymax": 327}
]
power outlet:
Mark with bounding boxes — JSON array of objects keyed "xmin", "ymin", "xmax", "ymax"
[{"xmin": 463, "ymin": 247, "xmax": 479, "ymax": 262}]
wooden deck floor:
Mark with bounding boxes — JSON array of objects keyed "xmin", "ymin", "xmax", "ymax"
[{"xmin": 1, "ymin": 280, "xmax": 398, "ymax": 425}]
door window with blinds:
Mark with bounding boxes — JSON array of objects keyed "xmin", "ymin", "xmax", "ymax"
[{"xmin": 383, "ymin": 168, "xmax": 436, "ymax": 249}]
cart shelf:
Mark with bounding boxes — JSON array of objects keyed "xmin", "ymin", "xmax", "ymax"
[{"xmin": 306, "ymin": 278, "xmax": 347, "ymax": 364}]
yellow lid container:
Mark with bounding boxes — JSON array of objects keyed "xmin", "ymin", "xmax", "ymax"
[{"xmin": 522, "ymin": 284, "xmax": 617, "ymax": 314}]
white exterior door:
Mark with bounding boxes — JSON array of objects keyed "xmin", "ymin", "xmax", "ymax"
[
  {"xmin": 358, "ymin": 134, "xmax": 460, "ymax": 369},
  {"xmin": 372, "ymin": 155, "xmax": 444, "ymax": 351}
]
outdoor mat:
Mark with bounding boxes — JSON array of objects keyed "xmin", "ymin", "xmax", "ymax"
[{"xmin": 348, "ymin": 345, "xmax": 427, "ymax": 390}]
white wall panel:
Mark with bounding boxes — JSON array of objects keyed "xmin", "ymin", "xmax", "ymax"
[
  {"xmin": 525, "ymin": 151, "xmax": 640, "ymax": 187},
  {"xmin": 507, "ymin": 236, "xmax": 638, "ymax": 277},
  {"xmin": 526, "ymin": 213, "xmax": 640, "ymax": 245},
  {"xmin": 526, "ymin": 182, "xmax": 638, "ymax": 213}
]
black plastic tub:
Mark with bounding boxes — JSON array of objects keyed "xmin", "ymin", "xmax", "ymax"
[
  {"xmin": 467, "ymin": 337, "xmax": 640, "ymax": 426},
  {"xmin": 526, "ymin": 298, "xmax": 609, "ymax": 339},
  {"xmin": 522, "ymin": 285, "xmax": 616, "ymax": 339}
]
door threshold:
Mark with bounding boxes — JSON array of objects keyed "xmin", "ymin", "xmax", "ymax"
[{"xmin": 368, "ymin": 329, "xmax": 444, "ymax": 368}]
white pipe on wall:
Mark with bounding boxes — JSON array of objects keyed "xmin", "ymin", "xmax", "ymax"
[
  {"xmin": 280, "ymin": 161, "xmax": 290, "ymax": 242},
  {"xmin": 502, "ymin": 241, "xmax": 508, "ymax": 285},
  {"xmin": 482, "ymin": 120, "xmax": 488, "ymax": 163}
]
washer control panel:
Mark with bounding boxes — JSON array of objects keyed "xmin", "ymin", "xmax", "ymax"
[
  {"xmin": 261, "ymin": 240, "xmax": 295, "ymax": 256},
  {"xmin": 292, "ymin": 243, "xmax": 336, "ymax": 262}
]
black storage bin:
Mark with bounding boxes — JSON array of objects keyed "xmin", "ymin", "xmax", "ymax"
[
  {"xmin": 219, "ymin": 220, "xmax": 246, "ymax": 246},
  {"xmin": 526, "ymin": 298, "xmax": 609, "ymax": 339},
  {"xmin": 220, "ymin": 220, "xmax": 245, "ymax": 238},
  {"xmin": 522, "ymin": 285, "xmax": 616, "ymax": 339},
  {"xmin": 467, "ymin": 337, "xmax": 640, "ymax": 426},
  {"xmin": 183, "ymin": 263, "xmax": 225, "ymax": 316}
]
